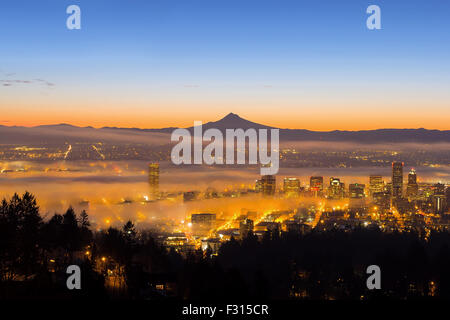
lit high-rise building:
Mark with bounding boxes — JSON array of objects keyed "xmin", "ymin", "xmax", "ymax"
[
  {"xmin": 310, "ymin": 176, "xmax": 323, "ymax": 197},
  {"xmin": 406, "ymin": 169, "xmax": 418, "ymax": 198},
  {"xmin": 432, "ymin": 194, "xmax": 446, "ymax": 215},
  {"xmin": 349, "ymin": 183, "xmax": 365, "ymax": 198},
  {"xmin": 446, "ymin": 187, "xmax": 450, "ymax": 213},
  {"xmin": 284, "ymin": 177, "xmax": 300, "ymax": 198},
  {"xmin": 369, "ymin": 175, "xmax": 384, "ymax": 198},
  {"xmin": 328, "ymin": 177, "xmax": 344, "ymax": 200},
  {"xmin": 261, "ymin": 175, "xmax": 276, "ymax": 196},
  {"xmin": 349, "ymin": 183, "xmax": 366, "ymax": 209},
  {"xmin": 148, "ymin": 163, "xmax": 160, "ymax": 200},
  {"xmin": 431, "ymin": 183, "xmax": 446, "ymax": 214},
  {"xmin": 392, "ymin": 162, "xmax": 404, "ymax": 198}
]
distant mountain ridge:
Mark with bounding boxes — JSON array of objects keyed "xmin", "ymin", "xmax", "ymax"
[
  {"xmin": 192, "ymin": 112, "xmax": 274, "ymax": 131},
  {"xmin": 0, "ymin": 113, "xmax": 449, "ymax": 144}
]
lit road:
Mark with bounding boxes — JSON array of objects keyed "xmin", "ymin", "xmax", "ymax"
[
  {"xmin": 63, "ymin": 144, "xmax": 72, "ymax": 159},
  {"xmin": 92, "ymin": 145, "xmax": 106, "ymax": 160}
]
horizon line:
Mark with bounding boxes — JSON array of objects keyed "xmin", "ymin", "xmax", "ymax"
[
  {"xmin": 0, "ymin": 122, "xmax": 447, "ymax": 133},
  {"xmin": 0, "ymin": 113, "xmax": 448, "ymax": 132}
]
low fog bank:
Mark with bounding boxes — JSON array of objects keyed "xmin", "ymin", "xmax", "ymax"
[
  {"xmin": 0, "ymin": 161, "xmax": 448, "ymax": 228},
  {"xmin": 279, "ymin": 140, "xmax": 450, "ymax": 152}
]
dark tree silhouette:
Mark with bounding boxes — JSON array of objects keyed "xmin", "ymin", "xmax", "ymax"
[{"xmin": 2, "ymin": 192, "xmax": 450, "ymax": 300}]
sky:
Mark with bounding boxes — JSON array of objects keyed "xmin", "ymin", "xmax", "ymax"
[{"xmin": 0, "ymin": 0, "xmax": 449, "ymax": 130}]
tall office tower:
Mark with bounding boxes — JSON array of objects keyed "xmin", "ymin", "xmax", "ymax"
[
  {"xmin": 369, "ymin": 175, "xmax": 384, "ymax": 198},
  {"xmin": 392, "ymin": 162, "xmax": 404, "ymax": 198},
  {"xmin": 284, "ymin": 177, "xmax": 301, "ymax": 198},
  {"xmin": 446, "ymin": 187, "xmax": 450, "ymax": 213},
  {"xmin": 261, "ymin": 175, "xmax": 276, "ymax": 196},
  {"xmin": 432, "ymin": 194, "xmax": 446, "ymax": 215},
  {"xmin": 349, "ymin": 183, "xmax": 365, "ymax": 198},
  {"xmin": 310, "ymin": 176, "xmax": 324, "ymax": 197},
  {"xmin": 432, "ymin": 183, "xmax": 446, "ymax": 215},
  {"xmin": 406, "ymin": 169, "xmax": 419, "ymax": 198},
  {"xmin": 148, "ymin": 163, "xmax": 160, "ymax": 200},
  {"xmin": 349, "ymin": 183, "xmax": 366, "ymax": 209},
  {"xmin": 328, "ymin": 177, "xmax": 344, "ymax": 199}
]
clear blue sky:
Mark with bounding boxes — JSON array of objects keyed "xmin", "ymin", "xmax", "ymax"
[{"xmin": 1, "ymin": 0, "xmax": 449, "ymax": 129}]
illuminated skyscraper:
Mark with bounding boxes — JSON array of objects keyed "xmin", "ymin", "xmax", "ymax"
[
  {"xmin": 446, "ymin": 187, "xmax": 450, "ymax": 213},
  {"xmin": 349, "ymin": 183, "xmax": 365, "ymax": 198},
  {"xmin": 392, "ymin": 162, "xmax": 404, "ymax": 198},
  {"xmin": 261, "ymin": 175, "xmax": 276, "ymax": 196},
  {"xmin": 369, "ymin": 175, "xmax": 384, "ymax": 198},
  {"xmin": 148, "ymin": 163, "xmax": 159, "ymax": 200},
  {"xmin": 406, "ymin": 169, "xmax": 419, "ymax": 198},
  {"xmin": 432, "ymin": 194, "xmax": 446, "ymax": 215},
  {"xmin": 328, "ymin": 177, "xmax": 344, "ymax": 199},
  {"xmin": 310, "ymin": 176, "xmax": 323, "ymax": 197},
  {"xmin": 349, "ymin": 183, "xmax": 366, "ymax": 209},
  {"xmin": 284, "ymin": 177, "xmax": 300, "ymax": 198}
]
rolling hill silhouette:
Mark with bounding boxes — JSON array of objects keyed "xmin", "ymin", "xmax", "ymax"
[{"xmin": 0, "ymin": 113, "xmax": 448, "ymax": 144}]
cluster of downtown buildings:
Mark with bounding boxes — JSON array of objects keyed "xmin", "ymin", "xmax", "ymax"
[
  {"xmin": 254, "ymin": 161, "xmax": 448, "ymax": 216},
  {"xmin": 146, "ymin": 162, "xmax": 450, "ymax": 255}
]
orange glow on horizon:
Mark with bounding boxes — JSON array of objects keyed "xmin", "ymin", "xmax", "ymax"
[
  {"xmin": 1, "ymin": 113, "xmax": 448, "ymax": 131},
  {"xmin": 1, "ymin": 97, "xmax": 449, "ymax": 130}
]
